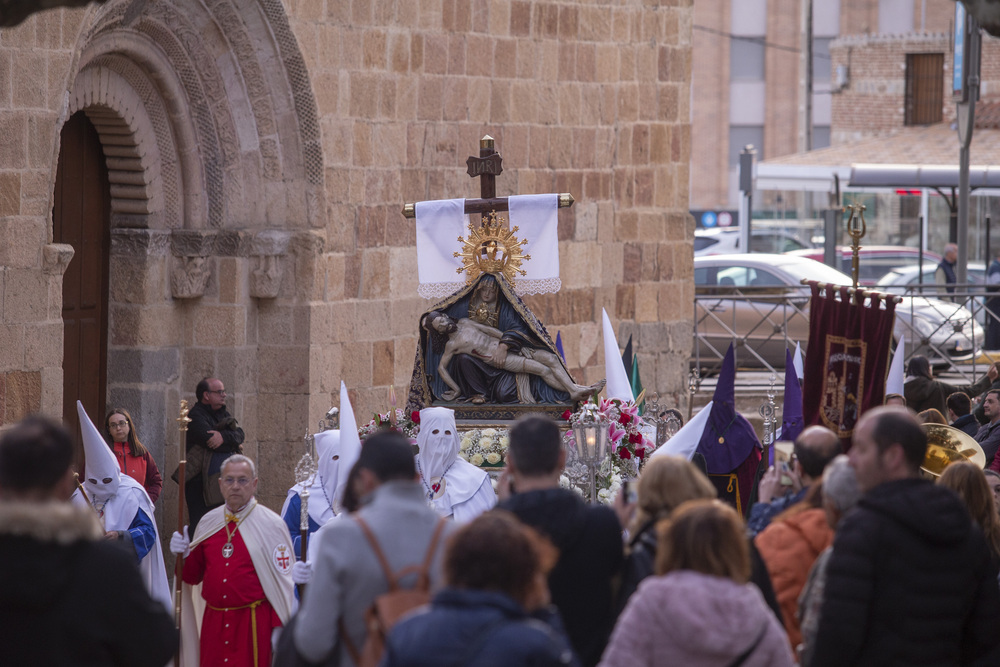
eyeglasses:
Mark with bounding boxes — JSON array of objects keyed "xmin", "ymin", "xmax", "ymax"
[
  {"xmin": 108, "ymin": 420, "xmax": 128, "ymax": 429},
  {"xmin": 208, "ymin": 389, "xmax": 227, "ymax": 395},
  {"xmin": 221, "ymin": 476, "xmax": 252, "ymax": 487}
]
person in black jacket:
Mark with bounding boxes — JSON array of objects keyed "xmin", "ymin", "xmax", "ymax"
[
  {"xmin": 498, "ymin": 415, "xmax": 623, "ymax": 667},
  {"xmin": 0, "ymin": 416, "xmax": 176, "ymax": 666},
  {"xmin": 903, "ymin": 355, "xmax": 996, "ymax": 416},
  {"xmin": 185, "ymin": 376, "xmax": 245, "ymax": 532},
  {"xmin": 813, "ymin": 407, "xmax": 1000, "ymax": 666}
]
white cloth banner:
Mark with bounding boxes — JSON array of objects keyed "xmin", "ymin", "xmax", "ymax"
[
  {"xmin": 415, "ymin": 198, "xmax": 467, "ymax": 298},
  {"xmin": 651, "ymin": 401, "xmax": 714, "ymax": 461},
  {"xmin": 509, "ymin": 194, "xmax": 561, "ymax": 295},
  {"xmin": 414, "ymin": 194, "xmax": 562, "ymax": 298},
  {"xmin": 602, "ymin": 309, "xmax": 635, "ymax": 402}
]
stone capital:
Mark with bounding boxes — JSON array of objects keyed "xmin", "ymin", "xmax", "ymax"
[
  {"xmin": 42, "ymin": 244, "xmax": 75, "ymax": 275},
  {"xmin": 171, "ymin": 256, "xmax": 210, "ymax": 299}
]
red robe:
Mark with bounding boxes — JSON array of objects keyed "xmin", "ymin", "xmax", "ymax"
[{"xmin": 182, "ymin": 521, "xmax": 282, "ymax": 666}]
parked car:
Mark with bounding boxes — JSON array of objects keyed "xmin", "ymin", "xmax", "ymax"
[
  {"xmin": 693, "ymin": 254, "xmax": 983, "ymax": 370},
  {"xmin": 694, "ymin": 227, "xmax": 813, "ymax": 256},
  {"xmin": 786, "ymin": 246, "xmax": 942, "ymax": 286},
  {"xmin": 877, "ymin": 263, "xmax": 989, "ymax": 325}
]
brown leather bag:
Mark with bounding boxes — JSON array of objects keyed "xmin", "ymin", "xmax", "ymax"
[{"xmin": 340, "ymin": 516, "xmax": 447, "ymax": 667}]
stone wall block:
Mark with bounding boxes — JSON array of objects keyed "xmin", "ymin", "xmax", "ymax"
[
  {"xmin": 5, "ymin": 268, "xmax": 48, "ymax": 323},
  {"xmin": 193, "ymin": 305, "xmax": 246, "ymax": 347},
  {"xmin": 4, "ymin": 370, "xmax": 41, "ymax": 423},
  {"xmin": 372, "ymin": 338, "xmax": 394, "ymax": 386},
  {"xmin": 0, "ymin": 324, "xmax": 24, "ymax": 372},
  {"xmin": 23, "ymin": 322, "xmax": 62, "ymax": 369},
  {"xmin": 0, "ymin": 171, "xmax": 19, "ymax": 217},
  {"xmin": 361, "ymin": 247, "xmax": 391, "ymax": 298},
  {"xmin": 341, "ymin": 340, "xmax": 373, "ymax": 386},
  {"xmin": 0, "ymin": 216, "xmax": 43, "ymax": 267},
  {"xmin": 107, "ymin": 347, "xmax": 181, "ymax": 385},
  {"xmin": 0, "ymin": 113, "xmax": 27, "ymax": 169},
  {"xmin": 258, "ymin": 345, "xmax": 309, "ymax": 393}
]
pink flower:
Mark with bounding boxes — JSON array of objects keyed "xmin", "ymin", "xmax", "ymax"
[{"xmin": 608, "ymin": 423, "xmax": 626, "ymax": 445}]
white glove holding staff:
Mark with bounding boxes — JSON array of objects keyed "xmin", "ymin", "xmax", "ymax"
[
  {"xmin": 170, "ymin": 525, "xmax": 191, "ymax": 557},
  {"xmin": 291, "ymin": 560, "xmax": 312, "ymax": 585}
]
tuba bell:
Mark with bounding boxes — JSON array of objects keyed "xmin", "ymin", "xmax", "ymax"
[{"xmin": 919, "ymin": 423, "xmax": 986, "ymax": 478}]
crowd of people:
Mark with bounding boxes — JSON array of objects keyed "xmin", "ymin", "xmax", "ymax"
[{"xmin": 7, "ymin": 372, "xmax": 1000, "ymax": 666}]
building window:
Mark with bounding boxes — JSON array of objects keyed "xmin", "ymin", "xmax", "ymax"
[
  {"xmin": 813, "ymin": 126, "xmax": 831, "ymax": 149},
  {"xmin": 730, "ymin": 39, "xmax": 765, "ymax": 81},
  {"xmin": 813, "ymin": 38, "xmax": 832, "ymax": 82},
  {"xmin": 904, "ymin": 53, "xmax": 943, "ymax": 126}
]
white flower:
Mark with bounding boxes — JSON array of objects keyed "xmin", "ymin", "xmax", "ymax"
[
  {"xmin": 499, "ymin": 435, "xmax": 510, "ymax": 448},
  {"xmin": 479, "ymin": 437, "xmax": 495, "ymax": 450},
  {"xmin": 559, "ymin": 475, "xmax": 572, "ymax": 488},
  {"xmin": 481, "ymin": 428, "xmax": 498, "ymax": 437},
  {"xmin": 486, "ymin": 452, "xmax": 501, "ymax": 465},
  {"xmin": 598, "ymin": 488, "xmax": 611, "ymax": 503},
  {"xmin": 490, "ymin": 477, "xmax": 499, "ymax": 491},
  {"xmin": 470, "ymin": 453, "xmax": 484, "ymax": 466},
  {"xmin": 460, "ymin": 435, "xmax": 474, "ymax": 451}
]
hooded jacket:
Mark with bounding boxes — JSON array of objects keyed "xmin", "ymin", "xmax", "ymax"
[
  {"xmin": 813, "ymin": 478, "xmax": 1000, "ymax": 666},
  {"xmin": 599, "ymin": 570, "xmax": 794, "ymax": 667},
  {"xmin": 754, "ymin": 506, "xmax": 833, "ymax": 650},
  {"xmin": 499, "ymin": 488, "xmax": 623, "ymax": 667},
  {"xmin": 0, "ymin": 501, "xmax": 176, "ymax": 666}
]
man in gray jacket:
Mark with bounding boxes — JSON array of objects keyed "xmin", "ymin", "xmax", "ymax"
[{"xmin": 292, "ymin": 430, "xmax": 455, "ymax": 664}]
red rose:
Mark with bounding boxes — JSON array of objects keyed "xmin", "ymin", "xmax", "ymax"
[
  {"xmin": 618, "ymin": 413, "xmax": 632, "ymax": 425},
  {"xmin": 562, "ymin": 409, "xmax": 572, "ymax": 421},
  {"xmin": 635, "ymin": 448, "xmax": 646, "ymax": 461},
  {"xmin": 619, "ymin": 447, "xmax": 632, "ymax": 460},
  {"xmin": 628, "ymin": 432, "xmax": 642, "ymax": 444},
  {"xmin": 411, "ymin": 411, "xmax": 420, "ymax": 424}
]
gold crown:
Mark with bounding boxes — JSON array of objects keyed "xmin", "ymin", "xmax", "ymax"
[{"xmin": 453, "ymin": 211, "xmax": 531, "ymax": 287}]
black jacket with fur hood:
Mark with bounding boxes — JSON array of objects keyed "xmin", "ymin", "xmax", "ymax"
[{"xmin": 0, "ymin": 501, "xmax": 177, "ymax": 665}]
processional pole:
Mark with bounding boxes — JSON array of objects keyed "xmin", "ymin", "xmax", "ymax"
[
  {"xmin": 294, "ymin": 432, "xmax": 317, "ymax": 598},
  {"xmin": 174, "ymin": 400, "xmax": 192, "ymax": 658}
]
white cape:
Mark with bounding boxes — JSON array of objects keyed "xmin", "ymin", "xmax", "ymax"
[
  {"xmin": 178, "ymin": 500, "xmax": 295, "ymax": 667},
  {"xmin": 71, "ymin": 476, "xmax": 171, "ymax": 613}
]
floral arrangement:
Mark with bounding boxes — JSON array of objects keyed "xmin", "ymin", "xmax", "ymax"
[
  {"xmin": 561, "ymin": 398, "xmax": 654, "ymax": 503},
  {"xmin": 458, "ymin": 427, "xmax": 509, "ymax": 467},
  {"xmin": 358, "ymin": 408, "xmax": 420, "ymax": 440}
]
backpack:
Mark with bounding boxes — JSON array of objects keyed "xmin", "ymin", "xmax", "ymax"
[{"xmin": 340, "ymin": 515, "xmax": 447, "ymax": 667}]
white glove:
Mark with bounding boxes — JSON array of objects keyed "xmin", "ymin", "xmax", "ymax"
[
  {"xmin": 170, "ymin": 526, "xmax": 191, "ymax": 556},
  {"xmin": 291, "ymin": 560, "xmax": 312, "ymax": 585}
]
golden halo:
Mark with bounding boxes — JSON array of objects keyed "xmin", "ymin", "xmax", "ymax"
[{"xmin": 453, "ymin": 211, "xmax": 531, "ymax": 287}]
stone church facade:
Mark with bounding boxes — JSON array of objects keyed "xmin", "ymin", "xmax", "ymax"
[{"xmin": 0, "ymin": 0, "xmax": 694, "ymax": 513}]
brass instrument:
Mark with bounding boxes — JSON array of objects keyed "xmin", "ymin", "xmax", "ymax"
[{"xmin": 919, "ymin": 423, "xmax": 985, "ymax": 478}]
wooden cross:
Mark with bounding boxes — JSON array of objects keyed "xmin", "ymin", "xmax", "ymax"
[{"xmin": 402, "ymin": 135, "xmax": 574, "ymax": 221}]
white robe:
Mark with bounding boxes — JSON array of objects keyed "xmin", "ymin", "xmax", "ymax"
[
  {"xmin": 178, "ymin": 499, "xmax": 295, "ymax": 667},
  {"xmin": 71, "ymin": 476, "xmax": 172, "ymax": 613},
  {"xmin": 427, "ymin": 458, "xmax": 497, "ymax": 523}
]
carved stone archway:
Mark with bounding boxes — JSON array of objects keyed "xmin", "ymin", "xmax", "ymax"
[{"xmin": 57, "ymin": 0, "xmax": 326, "ymax": 514}]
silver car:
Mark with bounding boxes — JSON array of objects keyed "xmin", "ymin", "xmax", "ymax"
[{"xmin": 693, "ymin": 254, "xmax": 983, "ymax": 370}]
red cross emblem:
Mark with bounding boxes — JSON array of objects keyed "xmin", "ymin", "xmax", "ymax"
[{"xmin": 273, "ymin": 544, "xmax": 292, "ymax": 574}]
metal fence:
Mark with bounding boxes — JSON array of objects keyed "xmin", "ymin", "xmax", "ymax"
[{"xmin": 691, "ymin": 284, "xmax": 996, "ymax": 380}]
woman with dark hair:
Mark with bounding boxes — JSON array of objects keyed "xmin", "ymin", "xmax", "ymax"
[
  {"xmin": 600, "ymin": 500, "xmax": 793, "ymax": 667},
  {"xmin": 104, "ymin": 408, "xmax": 162, "ymax": 503},
  {"xmin": 382, "ymin": 510, "xmax": 579, "ymax": 666},
  {"xmin": 903, "ymin": 355, "xmax": 995, "ymax": 416}
]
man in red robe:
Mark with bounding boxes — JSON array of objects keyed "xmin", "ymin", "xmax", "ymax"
[{"xmin": 171, "ymin": 454, "xmax": 295, "ymax": 667}]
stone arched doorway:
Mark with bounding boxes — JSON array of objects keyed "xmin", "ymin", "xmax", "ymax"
[{"xmin": 56, "ymin": 0, "xmax": 326, "ymax": 515}]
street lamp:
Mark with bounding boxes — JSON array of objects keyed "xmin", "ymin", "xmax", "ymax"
[{"xmin": 572, "ymin": 403, "xmax": 610, "ymax": 504}]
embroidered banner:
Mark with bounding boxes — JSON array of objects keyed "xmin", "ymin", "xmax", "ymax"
[{"xmin": 802, "ymin": 282, "xmax": 897, "ymax": 451}]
